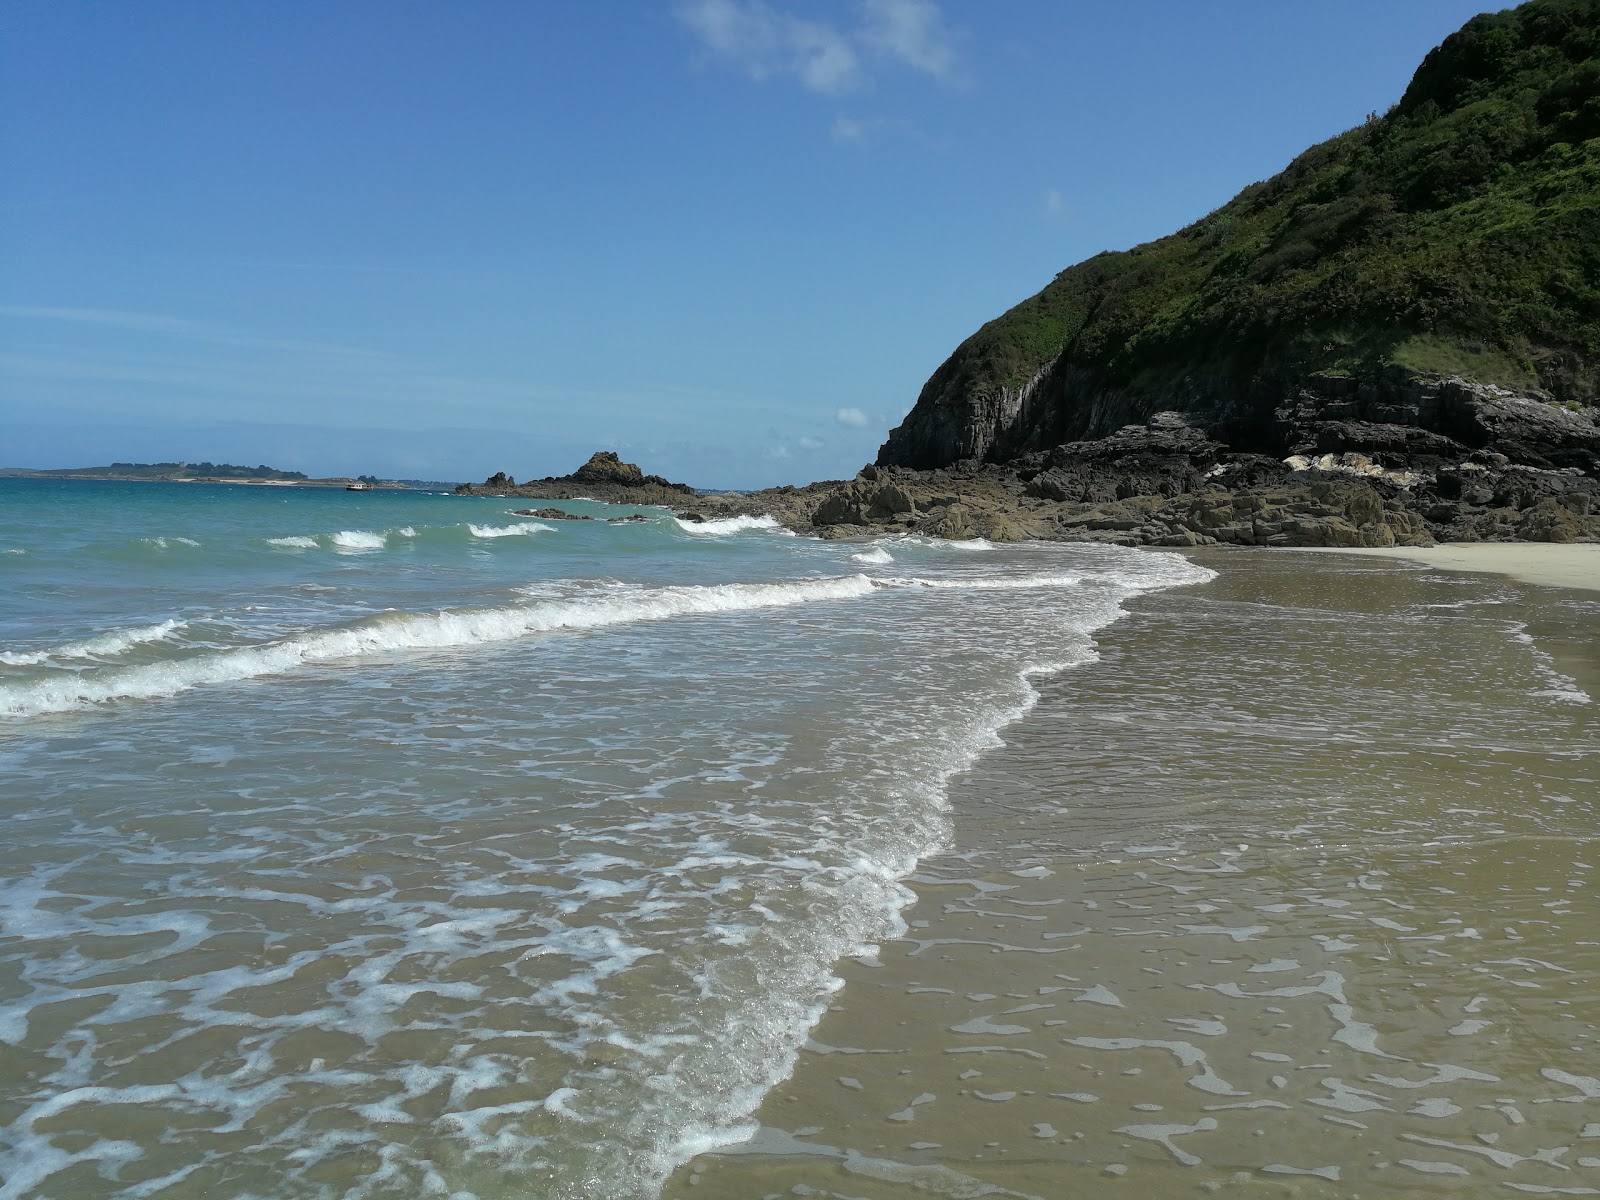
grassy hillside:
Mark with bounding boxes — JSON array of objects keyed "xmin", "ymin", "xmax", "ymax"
[{"xmin": 884, "ymin": 0, "xmax": 1600, "ymax": 465}]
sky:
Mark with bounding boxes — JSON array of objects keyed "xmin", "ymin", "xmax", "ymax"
[{"xmin": 1, "ymin": 0, "xmax": 1502, "ymax": 488}]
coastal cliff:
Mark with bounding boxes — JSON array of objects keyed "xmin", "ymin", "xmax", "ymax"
[
  {"xmin": 879, "ymin": 0, "xmax": 1599, "ymax": 483},
  {"xmin": 464, "ymin": 4, "xmax": 1600, "ymax": 549}
]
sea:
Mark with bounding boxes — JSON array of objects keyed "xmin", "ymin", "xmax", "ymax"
[{"xmin": 0, "ymin": 478, "xmax": 1218, "ymax": 1199}]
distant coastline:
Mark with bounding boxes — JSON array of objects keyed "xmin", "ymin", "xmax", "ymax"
[{"xmin": 0, "ymin": 465, "xmax": 459, "ymax": 490}]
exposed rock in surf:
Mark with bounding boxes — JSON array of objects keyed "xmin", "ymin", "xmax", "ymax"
[
  {"xmin": 512, "ymin": 508, "xmax": 594, "ymax": 520},
  {"xmin": 456, "ymin": 452, "xmax": 696, "ymax": 505}
]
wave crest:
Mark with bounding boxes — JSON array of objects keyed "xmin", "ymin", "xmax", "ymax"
[
  {"xmin": 675, "ymin": 515, "xmax": 786, "ymax": 536},
  {"xmin": 468, "ymin": 522, "xmax": 555, "ymax": 539},
  {"xmin": 0, "ymin": 575, "xmax": 875, "ymax": 716},
  {"xmin": 0, "ymin": 620, "xmax": 185, "ymax": 667}
]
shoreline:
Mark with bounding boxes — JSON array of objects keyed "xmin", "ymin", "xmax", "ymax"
[
  {"xmin": 663, "ymin": 544, "xmax": 1599, "ymax": 1198},
  {"xmin": 0, "ymin": 473, "xmax": 418, "ymax": 489},
  {"xmin": 1287, "ymin": 540, "xmax": 1600, "ymax": 593}
]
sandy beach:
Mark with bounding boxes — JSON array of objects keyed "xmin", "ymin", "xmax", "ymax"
[
  {"xmin": 1294, "ymin": 541, "xmax": 1600, "ymax": 594},
  {"xmin": 665, "ymin": 547, "xmax": 1600, "ymax": 1198}
]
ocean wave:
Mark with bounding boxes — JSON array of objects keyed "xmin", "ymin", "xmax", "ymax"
[
  {"xmin": 0, "ymin": 620, "xmax": 186, "ymax": 667},
  {"xmin": 266, "ymin": 535, "xmax": 320, "ymax": 549},
  {"xmin": 898, "ymin": 534, "xmax": 993, "ymax": 551},
  {"xmin": 139, "ymin": 536, "xmax": 201, "ymax": 550},
  {"xmin": 0, "ymin": 575, "xmax": 876, "ymax": 716},
  {"xmin": 674, "ymin": 514, "xmax": 789, "ymax": 536},
  {"xmin": 850, "ymin": 546, "xmax": 894, "ymax": 565},
  {"xmin": 1509, "ymin": 626, "xmax": 1592, "ymax": 705},
  {"xmin": 468, "ymin": 522, "xmax": 555, "ymax": 539},
  {"xmin": 331, "ymin": 529, "xmax": 387, "ymax": 551},
  {"xmin": 883, "ymin": 572, "xmax": 1082, "ymax": 591}
]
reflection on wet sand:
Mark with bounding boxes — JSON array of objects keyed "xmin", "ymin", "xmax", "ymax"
[{"xmin": 666, "ymin": 550, "xmax": 1600, "ymax": 1198}]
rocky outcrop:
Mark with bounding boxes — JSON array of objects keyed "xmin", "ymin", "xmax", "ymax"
[
  {"xmin": 691, "ymin": 392, "xmax": 1600, "ymax": 546},
  {"xmin": 455, "ymin": 453, "xmax": 696, "ymax": 505},
  {"xmin": 456, "ymin": 430, "xmax": 1600, "ymax": 549},
  {"xmin": 876, "ymin": 2, "xmax": 1600, "ymax": 494}
]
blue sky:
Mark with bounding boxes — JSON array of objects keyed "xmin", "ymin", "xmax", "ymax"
[{"xmin": 2, "ymin": 0, "xmax": 1499, "ymax": 487}]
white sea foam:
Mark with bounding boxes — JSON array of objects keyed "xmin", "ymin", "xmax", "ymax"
[
  {"xmin": 885, "ymin": 572, "xmax": 1083, "ymax": 592},
  {"xmin": 140, "ymin": 536, "xmax": 200, "ymax": 549},
  {"xmin": 331, "ymin": 529, "xmax": 387, "ymax": 551},
  {"xmin": 0, "ymin": 575, "xmax": 876, "ymax": 716},
  {"xmin": 266, "ymin": 535, "xmax": 319, "ymax": 549},
  {"xmin": 675, "ymin": 514, "xmax": 787, "ymax": 536},
  {"xmin": 1509, "ymin": 625, "xmax": 1592, "ymax": 705},
  {"xmin": 851, "ymin": 546, "xmax": 894, "ymax": 565},
  {"xmin": 468, "ymin": 522, "xmax": 555, "ymax": 539},
  {"xmin": 0, "ymin": 620, "xmax": 185, "ymax": 667},
  {"xmin": 900, "ymin": 534, "xmax": 994, "ymax": 551}
]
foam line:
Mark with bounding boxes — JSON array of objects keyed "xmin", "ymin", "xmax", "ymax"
[
  {"xmin": 0, "ymin": 620, "xmax": 185, "ymax": 667},
  {"xmin": 0, "ymin": 575, "xmax": 876, "ymax": 716}
]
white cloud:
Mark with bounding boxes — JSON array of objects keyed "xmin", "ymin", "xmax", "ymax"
[
  {"xmin": 860, "ymin": 0, "xmax": 957, "ymax": 81},
  {"xmin": 797, "ymin": 435, "xmax": 825, "ymax": 451},
  {"xmin": 831, "ymin": 114, "xmax": 868, "ymax": 143},
  {"xmin": 835, "ymin": 407, "xmax": 871, "ymax": 428},
  {"xmin": 1044, "ymin": 189, "xmax": 1065, "ymax": 217},
  {"xmin": 679, "ymin": 0, "xmax": 959, "ymax": 95},
  {"xmin": 678, "ymin": 0, "xmax": 860, "ymax": 94}
]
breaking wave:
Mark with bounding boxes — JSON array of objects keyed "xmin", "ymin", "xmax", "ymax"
[
  {"xmin": 0, "ymin": 620, "xmax": 186, "ymax": 667},
  {"xmin": 468, "ymin": 522, "xmax": 555, "ymax": 539},
  {"xmin": 850, "ymin": 546, "xmax": 895, "ymax": 565},
  {"xmin": 674, "ymin": 514, "xmax": 788, "ymax": 536},
  {"xmin": 0, "ymin": 575, "xmax": 877, "ymax": 717}
]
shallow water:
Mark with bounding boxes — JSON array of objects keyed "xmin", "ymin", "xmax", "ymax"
[
  {"xmin": 0, "ymin": 479, "xmax": 1214, "ymax": 1198},
  {"xmin": 665, "ymin": 550, "xmax": 1600, "ymax": 1198}
]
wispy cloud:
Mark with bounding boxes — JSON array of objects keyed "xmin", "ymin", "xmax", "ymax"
[
  {"xmin": 835, "ymin": 406, "xmax": 871, "ymax": 428},
  {"xmin": 679, "ymin": 0, "xmax": 960, "ymax": 95},
  {"xmin": 0, "ymin": 306, "xmax": 396, "ymax": 362},
  {"xmin": 1044, "ymin": 189, "xmax": 1066, "ymax": 218},
  {"xmin": 678, "ymin": 0, "xmax": 860, "ymax": 94},
  {"xmin": 859, "ymin": 0, "xmax": 958, "ymax": 82},
  {"xmin": 832, "ymin": 114, "xmax": 869, "ymax": 143},
  {"xmin": 797, "ymin": 435, "xmax": 825, "ymax": 451}
]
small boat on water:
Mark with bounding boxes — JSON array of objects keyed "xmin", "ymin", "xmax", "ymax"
[{"xmin": 345, "ymin": 481, "xmax": 373, "ymax": 491}]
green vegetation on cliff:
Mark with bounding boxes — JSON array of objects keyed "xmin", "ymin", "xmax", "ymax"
[{"xmin": 886, "ymin": 0, "xmax": 1600, "ymax": 465}]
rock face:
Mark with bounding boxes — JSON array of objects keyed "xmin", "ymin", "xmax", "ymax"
[
  {"xmin": 875, "ymin": 0, "xmax": 1599, "ymax": 534},
  {"xmin": 455, "ymin": 433, "xmax": 1600, "ymax": 548},
  {"xmin": 570, "ymin": 451, "xmax": 644, "ymax": 486}
]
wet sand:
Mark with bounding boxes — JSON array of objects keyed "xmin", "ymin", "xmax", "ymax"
[
  {"xmin": 664, "ymin": 547, "xmax": 1600, "ymax": 1198},
  {"xmin": 1298, "ymin": 542, "xmax": 1600, "ymax": 594}
]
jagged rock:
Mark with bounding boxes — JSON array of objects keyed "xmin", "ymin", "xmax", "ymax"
[
  {"xmin": 1517, "ymin": 497, "xmax": 1585, "ymax": 542},
  {"xmin": 923, "ymin": 503, "xmax": 974, "ymax": 540},
  {"xmin": 571, "ymin": 451, "xmax": 644, "ymax": 485},
  {"xmin": 512, "ymin": 508, "xmax": 594, "ymax": 520},
  {"xmin": 813, "ymin": 490, "xmax": 866, "ymax": 526},
  {"xmin": 867, "ymin": 483, "xmax": 916, "ymax": 518}
]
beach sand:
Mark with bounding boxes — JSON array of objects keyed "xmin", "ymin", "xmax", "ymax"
[
  {"xmin": 664, "ymin": 547, "xmax": 1599, "ymax": 1198},
  {"xmin": 1295, "ymin": 541, "xmax": 1600, "ymax": 594}
]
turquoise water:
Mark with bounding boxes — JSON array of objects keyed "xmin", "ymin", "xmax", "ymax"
[{"xmin": 0, "ymin": 479, "xmax": 1213, "ymax": 1198}]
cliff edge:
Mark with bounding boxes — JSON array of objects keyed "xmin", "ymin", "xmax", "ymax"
[{"xmin": 878, "ymin": 0, "xmax": 1599, "ymax": 481}]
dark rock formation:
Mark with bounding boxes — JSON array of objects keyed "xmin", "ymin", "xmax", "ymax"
[
  {"xmin": 455, "ymin": 453, "xmax": 696, "ymax": 505},
  {"xmin": 870, "ymin": 0, "xmax": 1598, "ymax": 550},
  {"xmin": 511, "ymin": 508, "xmax": 595, "ymax": 520}
]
